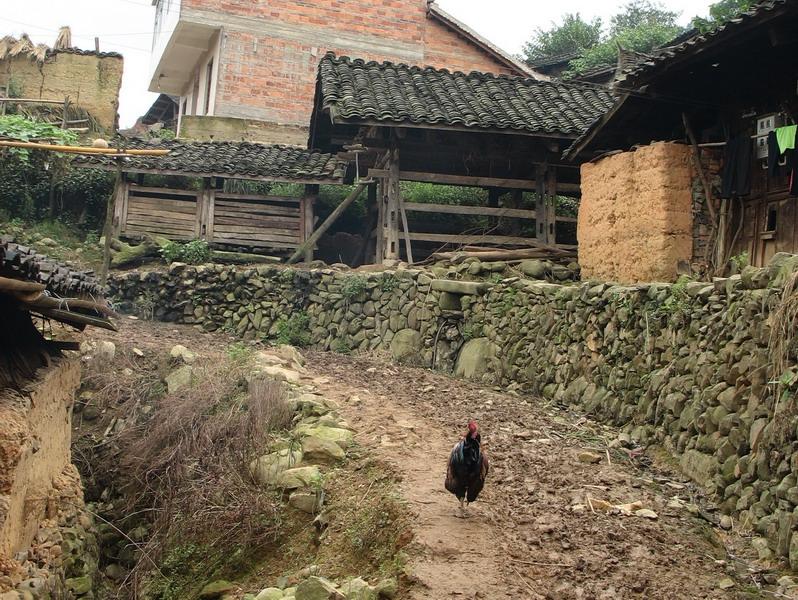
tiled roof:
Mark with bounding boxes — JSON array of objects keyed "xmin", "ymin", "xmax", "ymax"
[
  {"xmin": 616, "ymin": 0, "xmax": 790, "ymax": 86},
  {"xmin": 564, "ymin": 0, "xmax": 793, "ymax": 159},
  {"xmin": 0, "ymin": 237, "xmax": 103, "ymax": 298},
  {"xmin": 317, "ymin": 54, "xmax": 615, "ymax": 137},
  {"xmin": 75, "ymin": 140, "xmax": 347, "ymax": 183}
]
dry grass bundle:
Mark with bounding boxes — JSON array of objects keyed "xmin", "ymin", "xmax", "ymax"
[
  {"xmin": 108, "ymin": 359, "xmax": 293, "ymax": 595},
  {"xmin": 0, "ymin": 34, "xmax": 48, "ymax": 63},
  {"xmin": 766, "ymin": 270, "xmax": 798, "ymax": 442},
  {"xmin": 53, "ymin": 26, "xmax": 72, "ymax": 51}
]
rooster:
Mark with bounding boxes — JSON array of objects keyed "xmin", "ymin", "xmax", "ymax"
[{"xmin": 445, "ymin": 420, "xmax": 489, "ymax": 517}]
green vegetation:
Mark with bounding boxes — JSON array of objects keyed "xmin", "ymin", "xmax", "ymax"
[
  {"xmin": 523, "ymin": 1, "xmax": 684, "ymax": 77},
  {"xmin": 331, "ymin": 338, "xmax": 353, "ymax": 354},
  {"xmin": 523, "ymin": 13, "xmax": 603, "ymax": 61},
  {"xmin": 160, "ymin": 239, "xmax": 213, "ymax": 265},
  {"xmin": 730, "ymin": 251, "xmax": 750, "ymax": 273},
  {"xmin": 226, "ymin": 342, "xmax": 254, "ymax": 363},
  {"xmin": 654, "ymin": 275, "xmax": 693, "ymax": 319},
  {"xmin": 692, "ymin": 0, "xmax": 755, "ymax": 31},
  {"xmin": 275, "ymin": 312, "xmax": 311, "ymax": 347},
  {"xmin": 380, "ymin": 273, "xmax": 399, "ymax": 293},
  {"xmin": 341, "ymin": 274, "xmax": 368, "ymax": 301}
]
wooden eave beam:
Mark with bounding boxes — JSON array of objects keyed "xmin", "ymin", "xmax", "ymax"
[
  {"xmin": 71, "ymin": 164, "xmax": 346, "ymax": 187},
  {"xmin": 330, "ymin": 117, "xmax": 579, "ymax": 140},
  {"xmin": 368, "ymin": 168, "xmax": 580, "ymax": 193}
]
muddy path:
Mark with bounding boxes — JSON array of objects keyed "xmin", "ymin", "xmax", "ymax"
[
  {"xmin": 306, "ymin": 351, "xmax": 741, "ymax": 600},
  {"xmin": 88, "ymin": 321, "xmax": 746, "ymax": 599}
]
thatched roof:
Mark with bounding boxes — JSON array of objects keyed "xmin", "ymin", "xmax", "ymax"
[{"xmin": 0, "ymin": 28, "xmax": 121, "ymax": 64}]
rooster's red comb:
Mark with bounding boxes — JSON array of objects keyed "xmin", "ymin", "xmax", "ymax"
[{"xmin": 467, "ymin": 420, "xmax": 478, "ymax": 433}]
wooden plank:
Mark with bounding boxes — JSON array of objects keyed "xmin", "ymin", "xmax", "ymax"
[
  {"xmin": 369, "ymin": 169, "xmax": 582, "ymax": 194},
  {"xmin": 128, "ymin": 185, "xmax": 200, "ymax": 197},
  {"xmin": 212, "ymin": 233, "xmax": 300, "ymax": 245},
  {"xmin": 129, "ymin": 197, "xmax": 198, "ymax": 214},
  {"xmin": 215, "ymin": 192, "xmax": 301, "ymax": 204},
  {"xmin": 535, "ymin": 164, "xmax": 546, "ymax": 243},
  {"xmin": 213, "ymin": 224, "xmax": 300, "ymax": 236},
  {"xmin": 212, "ymin": 228, "xmax": 300, "ymax": 241},
  {"xmin": 128, "ymin": 208, "xmax": 197, "ymax": 222},
  {"xmin": 128, "ymin": 218, "xmax": 194, "ymax": 235},
  {"xmin": 403, "ymin": 202, "xmax": 537, "ymax": 219},
  {"xmin": 215, "ymin": 199, "xmax": 301, "ymax": 214},
  {"xmin": 214, "ymin": 214, "xmax": 300, "ymax": 227},
  {"xmin": 398, "ymin": 232, "xmax": 536, "ymax": 246},
  {"xmin": 128, "ymin": 195, "xmax": 198, "ymax": 210}
]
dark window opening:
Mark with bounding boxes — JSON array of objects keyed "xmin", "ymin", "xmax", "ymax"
[
  {"xmin": 766, "ymin": 205, "xmax": 778, "ymax": 232},
  {"xmin": 204, "ymin": 59, "xmax": 214, "ymax": 115}
]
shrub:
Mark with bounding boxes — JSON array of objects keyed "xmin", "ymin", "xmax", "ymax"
[
  {"xmin": 275, "ymin": 312, "xmax": 311, "ymax": 347},
  {"xmin": 341, "ymin": 274, "xmax": 368, "ymax": 301},
  {"xmin": 160, "ymin": 239, "xmax": 212, "ymax": 264}
]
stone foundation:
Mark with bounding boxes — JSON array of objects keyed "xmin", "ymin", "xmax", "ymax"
[{"xmin": 111, "ymin": 256, "xmax": 798, "ymax": 568}]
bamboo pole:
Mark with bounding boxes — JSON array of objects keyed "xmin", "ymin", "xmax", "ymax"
[{"xmin": 0, "ymin": 140, "xmax": 170, "ymax": 156}]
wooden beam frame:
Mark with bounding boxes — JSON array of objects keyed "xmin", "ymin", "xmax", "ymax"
[
  {"xmin": 330, "ymin": 113, "xmax": 579, "ymax": 140},
  {"xmin": 74, "ymin": 164, "xmax": 345, "ymax": 187},
  {"xmin": 368, "ymin": 168, "xmax": 580, "ymax": 193}
]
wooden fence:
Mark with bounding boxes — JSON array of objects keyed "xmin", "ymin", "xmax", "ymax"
[
  {"xmin": 369, "ymin": 164, "xmax": 578, "ymax": 264},
  {"xmin": 113, "ymin": 180, "xmax": 313, "ymax": 252}
]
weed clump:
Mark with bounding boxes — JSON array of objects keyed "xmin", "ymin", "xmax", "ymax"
[{"xmin": 89, "ymin": 353, "xmax": 293, "ymax": 597}]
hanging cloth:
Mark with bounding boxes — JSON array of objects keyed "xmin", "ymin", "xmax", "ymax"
[
  {"xmin": 776, "ymin": 125, "xmax": 797, "ymax": 153},
  {"xmin": 720, "ymin": 133, "xmax": 752, "ymax": 198},
  {"xmin": 768, "ymin": 131, "xmax": 782, "ymax": 176}
]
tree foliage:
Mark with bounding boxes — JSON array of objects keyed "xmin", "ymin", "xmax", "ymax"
[
  {"xmin": 691, "ymin": 0, "xmax": 756, "ymax": 32},
  {"xmin": 0, "ymin": 115, "xmax": 111, "ymax": 224},
  {"xmin": 522, "ymin": 13, "xmax": 602, "ymax": 61},
  {"xmin": 523, "ymin": 1, "xmax": 686, "ymax": 77}
]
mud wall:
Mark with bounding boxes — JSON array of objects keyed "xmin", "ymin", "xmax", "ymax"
[
  {"xmin": 578, "ymin": 142, "xmax": 694, "ymax": 283},
  {"xmin": 111, "ymin": 254, "xmax": 798, "ymax": 569},
  {"xmin": 0, "ymin": 359, "xmax": 98, "ymax": 596},
  {"xmin": 0, "ymin": 50, "xmax": 123, "ymax": 132}
]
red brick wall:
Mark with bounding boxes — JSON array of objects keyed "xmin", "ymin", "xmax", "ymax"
[
  {"xmin": 423, "ymin": 18, "xmax": 516, "ymax": 76},
  {"xmin": 181, "ymin": 0, "xmax": 516, "ymax": 131}
]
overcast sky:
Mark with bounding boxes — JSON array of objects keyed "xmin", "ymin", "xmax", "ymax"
[{"xmin": 2, "ymin": 0, "xmax": 715, "ymax": 128}]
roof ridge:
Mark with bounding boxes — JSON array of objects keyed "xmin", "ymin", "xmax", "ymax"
[
  {"xmin": 425, "ymin": 2, "xmax": 541, "ymax": 79},
  {"xmin": 322, "ymin": 52, "xmax": 576, "ymax": 88}
]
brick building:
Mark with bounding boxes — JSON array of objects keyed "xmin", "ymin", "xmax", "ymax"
[{"xmin": 148, "ymin": 0, "xmax": 538, "ymax": 145}]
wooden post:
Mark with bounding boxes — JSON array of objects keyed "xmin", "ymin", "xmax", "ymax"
[
  {"xmin": 113, "ymin": 175, "xmax": 128, "ymax": 237},
  {"xmin": 303, "ymin": 184, "xmax": 319, "ymax": 264},
  {"xmin": 201, "ymin": 177, "xmax": 216, "ymax": 242},
  {"xmin": 535, "ymin": 164, "xmax": 553, "ymax": 244},
  {"xmin": 356, "ymin": 182, "xmax": 378, "ymax": 266},
  {"xmin": 376, "ymin": 179, "xmax": 385, "ymax": 264},
  {"xmin": 488, "ymin": 187, "xmax": 501, "ymax": 230},
  {"xmin": 100, "ymin": 162, "xmax": 123, "ymax": 285},
  {"xmin": 383, "ymin": 148, "xmax": 401, "ymax": 264},
  {"xmin": 196, "ymin": 178, "xmax": 210, "ymax": 239},
  {"xmin": 287, "ymin": 182, "xmax": 369, "ymax": 265},
  {"xmin": 545, "ymin": 166, "xmax": 558, "ymax": 245}
]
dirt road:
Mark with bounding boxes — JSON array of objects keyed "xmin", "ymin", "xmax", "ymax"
[
  {"xmin": 90, "ymin": 321, "xmax": 750, "ymax": 599},
  {"xmin": 306, "ymin": 351, "xmax": 742, "ymax": 600}
]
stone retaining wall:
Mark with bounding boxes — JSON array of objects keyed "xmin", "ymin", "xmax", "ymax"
[{"xmin": 110, "ymin": 256, "xmax": 798, "ymax": 568}]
